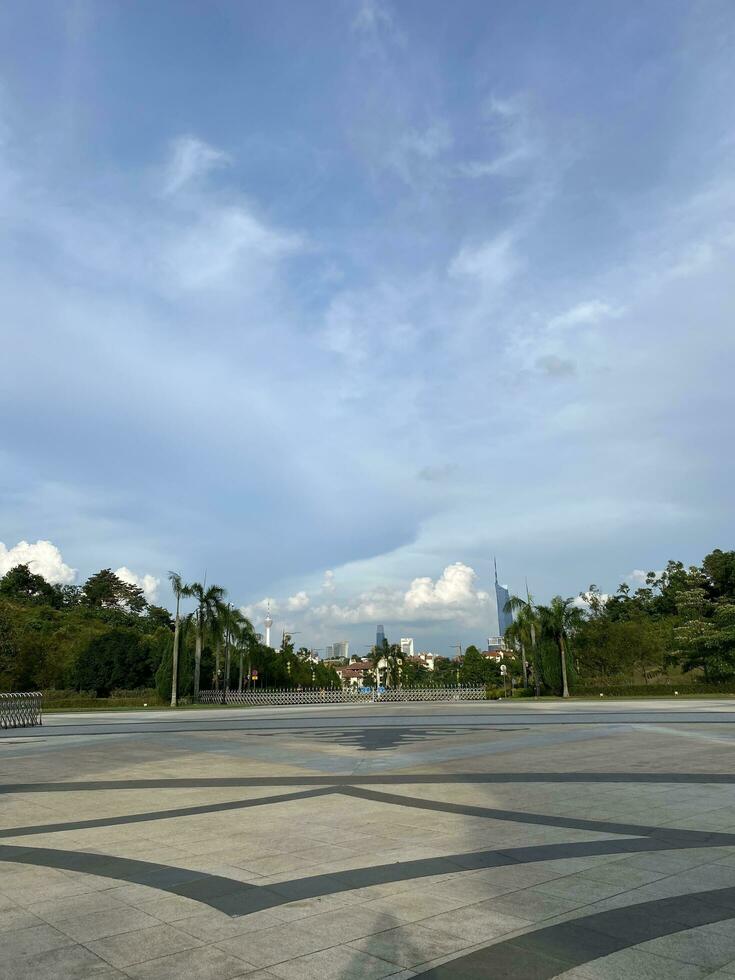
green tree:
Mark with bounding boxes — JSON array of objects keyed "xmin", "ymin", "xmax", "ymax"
[
  {"xmin": 75, "ymin": 628, "xmax": 153, "ymax": 696},
  {"xmin": 168, "ymin": 571, "xmax": 187, "ymax": 706},
  {"xmin": 702, "ymin": 549, "xmax": 735, "ymax": 601},
  {"xmin": 0, "ymin": 605, "xmax": 19, "ymax": 689},
  {"xmin": 0, "ymin": 564, "xmax": 57, "ymax": 604},
  {"xmin": 504, "ymin": 593, "xmax": 541, "ymax": 689},
  {"xmin": 83, "ymin": 569, "xmax": 147, "ymax": 614},
  {"xmin": 459, "ymin": 646, "xmax": 500, "ymax": 686},
  {"xmin": 370, "ymin": 640, "xmax": 404, "ymax": 687},
  {"xmin": 187, "ymin": 582, "xmax": 226, "ymax": 698},
  {"xmin": 154, "ymin": 616, "xmax": 194, "ymax": 700},
  {"xmin": 536, "ymin": 596, "xmax": 583, "ymax": 697}
]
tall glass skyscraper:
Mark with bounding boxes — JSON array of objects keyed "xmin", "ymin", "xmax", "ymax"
[
  {"xmin": 376, "ymin": 624, "xmax": 386, "ymax": 649},
  {"xmin": 495, "ymin": 560, "xmax": 513, "ymax": 636}
]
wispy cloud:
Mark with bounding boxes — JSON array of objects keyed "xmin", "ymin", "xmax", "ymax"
[
  {"xmin": 547, "ymin": 300, "xmax": 624, "ymax": 331},
  {"xmin": 162, "ymin": 136, "xmax": 231, "ymax": 196}
]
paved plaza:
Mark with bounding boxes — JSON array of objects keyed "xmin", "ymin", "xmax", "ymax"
[{"xmin": 2, "ymin": 700, "xmax": 735, "ymax": 978}]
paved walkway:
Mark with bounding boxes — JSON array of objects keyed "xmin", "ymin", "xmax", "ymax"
[{"xmin": 1, "ymin": 700, "xmax": 735, "ymax": 978}]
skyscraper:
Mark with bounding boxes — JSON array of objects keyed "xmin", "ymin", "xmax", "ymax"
[
  {"xmin": 264, "ymin": 603, "xmax": 273, "ymax": 648},
  {"xmin": 494, "ymin": 559, "xmax": 513, "ymax": 636},
  {"xmin": 376, "ymin": 624, "xmax": 386, "ymax": 649},
  {"xmin": 400, "ymin": 638, "xmax": 414, "ymax": 657}
]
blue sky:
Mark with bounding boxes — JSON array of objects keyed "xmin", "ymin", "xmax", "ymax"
[{"xmin": 1, "ymin": 0, "xmax": 733, "ymax": 654}]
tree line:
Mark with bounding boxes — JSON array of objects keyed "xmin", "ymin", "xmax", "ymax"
[
  {"xmin": 360, "ymin": 639, "xmax": 503, "ymax": 689},
  {"xmin": 502, "ymin": 548, "xmax": 735, "ymax": 696},
  {"xmin": 2, "ymin": 547, "xmax": 733, "ymax": 700},
  {"xmin": 0, "ymin": 565, "xmax": 340, "ymax": 699}
]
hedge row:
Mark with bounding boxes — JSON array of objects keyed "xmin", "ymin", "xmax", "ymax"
[
  {"xmin": 41, "ymin": 688, "xmax": 165, "ymax": 709},
  {"xmin": 571, "ymin": 683, "xmax": 735, "ymax": 697}
]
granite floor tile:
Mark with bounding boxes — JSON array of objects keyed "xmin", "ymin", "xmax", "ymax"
[
  {"xmin": 26, "ymin": 890, "xmax": 128, "ymax": 924},
  {"xmin": 56, "ymin": 907, "xmax": 161, "ymax": 943},
  {"xmin": 86, "ymin": 924, "xmax": 203, "ymax": 969},
  {"xmin": 217, "ymin": 921, "xmax": 333, "ymax": 968},
  {"xmin": 267, "ymin": 945, "xmax": 399, "ymax": 979},
  {"xmin": 122, "ymin": 945, "xmax": 256, "ymax": 979},
  {"xmin": 0, "ymin": 944, "xmax": 120, "ymax": 980},
  {"xmin": 0, "ymin": 921, "xmax": 75, "ymax": 957},
  {"xmin": 348, "ymin": 922, "xmax": 472, "ymax": 969},
  {"xmin": 0, "ymin": 906, "xmax": 45, "ymax": 932}
]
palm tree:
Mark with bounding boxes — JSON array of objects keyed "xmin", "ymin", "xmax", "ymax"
[
  {"xmin": 536, "ymin": 595, "xmax": 583, "ymax": 698},
  {"xmin": 215, "ymin": 604, "xmax": 253, "ymax": 698},
  {"xmin": 370, "ymin": 640, "xmax": 404, "ymax": 688},
  {"xmin": 505, "ymin": 592, "xmax": 540, "ymax": 693},
  {"xmin": 168, "ymin": 571, "xmax": 187, "ymax": 707},
  {"xmin": 188, "ymin": 582, "xmax": 227, "ymax": 700},
  {"xmin": 235, "ymin": 614, "xmax": 256, "ymax": 691}
]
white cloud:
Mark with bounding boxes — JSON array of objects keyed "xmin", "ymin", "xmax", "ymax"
[
  {"xmin": 626, "ymin": 569, "xmax": 665, "ymax": 587},
  {"xmin": 241, "ymin": 597, "xmax": 279, "ymax": 623},
  {"xmin": 311, "ymin": 562, "xmax": 489, "ymax": 627},
  {"xmin": 321, "ymin": 570, "xmax": 336, "ymax": 593},
  {"xmin": 547, "ymin": 300, "xmax": 623, "ymax": 331},
  {"xmin": 457, "ymin": 94, "xmax": 538, "ymax": 179},
  {"xmin": 449, "ymin": 233, "xmax": 520, "ymax": 287},
  {"xmin": 114, "ymin": 566, "xmax": 160, "ymax": 603},
  {"xmin": 163, "ymin": 136, "xmax": 231, "ymax": 195},
  {"xmin": 402, "ymin": 122, "xmax": 452, "ymax": 160},
  {"xmin": 353, "ymin": 0, "xmax": 394, "ymax": 36},
  {"xmin": 164, "ymin": 205, "xmax": 303, "ymax": 290},
  {"xmin": 0, "ymin": 539, "xmax": 76, "ymax": 584},
  {"xmin": 287, "ymin": 590, "xmax": 310, "ymax": 611},
  {"xmin": 573, "ymin": 590, "xmax": 610, "ymax": 610}
]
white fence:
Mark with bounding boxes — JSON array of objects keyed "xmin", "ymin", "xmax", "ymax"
[
  {"xmin": 197, "ymin": 687, "xmax": 487, "ymax": 706},
  {"xmin": 0, "ymin": 692, "xmax": 43, "ymax": 729}
]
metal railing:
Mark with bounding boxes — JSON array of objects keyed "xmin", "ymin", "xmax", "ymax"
[
  {"xmin": 0, "ymin": 692, "xmax": 43, "ymax": 729},
  {"xmin": 197, "ymin": 686, "xmax": 487, "ymax": 706}
]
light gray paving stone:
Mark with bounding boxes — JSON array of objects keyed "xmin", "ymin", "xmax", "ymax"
[
  {"xmin": 418, "ymin": 904, "xmax": 532, "ymax": 943},
  {"xmin": 0, "ymin": 906, "xmax": 45, "ymax": 932},
  {"xmin": 348, "ymin": 922, "xmax": 472, "ymax": 969},
  {"xmin": 56, "ymin": 908, "xmax": 161, "ymax": 943},
  {"xmin": 0, "ymin": 944, "xmax": 121, "ymax": 980},
  {"xmin": 86, "ymin": 924, "xmax": 203, "ymax": 969},
  {"xmin": 0, "ymin": 921, "xmax": 76, "ymax": 957},
  {"xmin": 267, "ymin": 944, "xmax": 399, "ymax": 979},
  {"xmin": 326, "ymin": 906, "xmax": 409, "ymax": 942},
  {"xmin": 359, "ymin": 888, "xmax": 472, "ymax": 923},
  {"xmin": 26, "ymin": 891, "xmax": 129, "ymax": 924},
  {"xmin": 122, "ymin": 945, "xmax": 256, "ymax": 979},
  {"xmin": 136, "ymin": 894, "xmax": 211, "ymax": 923},
  {"xmin": 638, "ymin": 924, "xmax": 735, "ymax": 970},
  {"xmin": 533, "ymin": 876, "xmax": 632, "ymax": 904},
  {"xmin": 477, "ymin": 886, "xmax": 586, "ymax": 922},
  {"xmin": 217, "ymin": 922, "xmax": 335, "ymax": 967}
]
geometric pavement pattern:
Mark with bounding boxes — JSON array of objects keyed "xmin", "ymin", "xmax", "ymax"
[{"xmin": 2, "ymin": 704, "xmax": 735, "ymax": 978}]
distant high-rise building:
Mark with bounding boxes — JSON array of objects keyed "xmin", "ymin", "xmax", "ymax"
[
  {"xmin": 325, "ymin": 644, "xmax": 334, "ymax": 659},
  {"xmin": 494, "ymin": 559, "xmax": 513, "ymax": 636},
  {"xmin": 264, "ymin": 603, "xmax": 273, "ymax": 648},
  {"xmin": 400, "ymin": 638, "xmax": 414, "ymax": 657},
  {"xmin": 376, "ymin": 624, "xmax": 386, "ymax": 649},
  {"xmin": 332, "ymin": 641, "xmax": 349, "ymax": 660}
]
